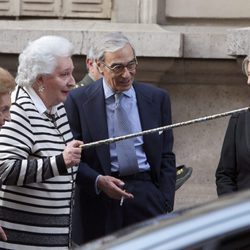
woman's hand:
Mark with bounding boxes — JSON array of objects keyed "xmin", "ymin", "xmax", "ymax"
[{"xmin": 63, "ymin": 140, "xmax": 83, "ymax": 168}]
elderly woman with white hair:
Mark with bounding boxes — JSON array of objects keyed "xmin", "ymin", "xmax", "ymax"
[
  {"xmin": 0, "ymin": 36, "xmax": 83, "ymax": 249},
  {"xmin": 216, "ymin": 55, "xmax": 250, "ymax": 196}
]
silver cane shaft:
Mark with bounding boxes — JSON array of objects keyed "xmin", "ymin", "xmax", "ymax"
[{"xmin": 80, "ymin": 107, "xmax": 249, "ymax": 149}]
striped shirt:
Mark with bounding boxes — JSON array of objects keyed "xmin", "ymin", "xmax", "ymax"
[{"xmin": 0, "ymin": 86, "xmax": 77, "ymax": 249}]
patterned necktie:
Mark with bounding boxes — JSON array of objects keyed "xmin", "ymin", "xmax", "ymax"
[{"xmin": 114, "ymin": 93, "xmax": 139, "ymax": 176}]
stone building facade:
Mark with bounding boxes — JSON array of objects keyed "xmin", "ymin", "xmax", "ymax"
[{"xmin": 0, "ymin": 0, "xmax": 250, "ymax": 210}]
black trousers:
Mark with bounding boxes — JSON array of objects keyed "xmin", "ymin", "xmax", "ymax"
[{"xmin": 105, "ymin": 173, "xmax": 168, "ymax": 234}]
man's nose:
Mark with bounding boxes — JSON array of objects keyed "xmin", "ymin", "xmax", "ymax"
[{"xmin": 121, "ymin": 67, "xmax": 131, "ymax": 77}]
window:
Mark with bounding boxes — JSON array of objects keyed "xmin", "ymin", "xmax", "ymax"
[{"xmin": 0, "ymin": 0, "xmax": 111, "ymax": 18}]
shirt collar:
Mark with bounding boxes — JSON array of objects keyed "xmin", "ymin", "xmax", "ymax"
[
  {"xmin": 102, "ymin": 78, "xmax": 135, "ymax": 100},
  {"xmin": 24, "ymin": 86, "xmax": 59, "ymax": 116}
]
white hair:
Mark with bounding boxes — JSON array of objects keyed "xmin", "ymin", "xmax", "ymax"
[{"xmin": 16, "ymin": 35, "xmax": 74, "ymax": 87}]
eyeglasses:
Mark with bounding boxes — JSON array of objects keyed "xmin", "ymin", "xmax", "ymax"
[{"xmin": 101, "ymin": 58, "xmax": 138, "ymax": 74}]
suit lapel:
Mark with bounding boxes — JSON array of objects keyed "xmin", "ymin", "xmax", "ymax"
[
  {"xmin": 134, "ymin": 83, "xmax": 161, "ymax": 166},
  {"xmin": 134, "ymin": 83, "xmax": 159, "ymax": 131},
  {"xmin": 83, "ymin": 81, "xmax": 111, "ymax": 174}
]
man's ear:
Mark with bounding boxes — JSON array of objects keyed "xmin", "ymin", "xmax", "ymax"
[
  {"xmin": 96, "ymin": 60, "xmax": 103, "ymax": 74},
  {"xmin": 86, "ymin": 58, "xmax": 93, "ymax": 69}
]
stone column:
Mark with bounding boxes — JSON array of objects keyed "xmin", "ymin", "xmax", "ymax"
[
  {"xmin": 111, "ymin": 0, "xmax": 158, "ymax": 24},
  {"xmin": 138, "ymin": 0, "xmax": 157, "ymax": 24}
]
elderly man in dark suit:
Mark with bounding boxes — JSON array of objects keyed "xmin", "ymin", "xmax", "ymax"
[
  {"xmin": 65, "ymin": 32, "xmax": 176, "ymax": 244},
  {"xmin": 77, "ymin": 45, "xmax": 192, "ymax": 189}
]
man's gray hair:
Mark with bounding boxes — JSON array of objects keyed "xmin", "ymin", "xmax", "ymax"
[
  {"xmin": 16, "ymin": 35, "xmax": 74, "ymax": 87},
  {"xmin": 94, "ymin": 32, "xmax": 136, "ymax": 62},
  {"xmin": 86, "ymin": 45, "xmax": 98, "ymax": 60}
]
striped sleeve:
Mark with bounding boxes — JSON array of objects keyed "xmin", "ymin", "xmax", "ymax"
[{"xmin": 0, "ymin": 100, "xmax": 67, "ymax": 186}]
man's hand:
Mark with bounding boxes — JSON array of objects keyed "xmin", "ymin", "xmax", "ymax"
[
  {"xmin": 97, "ymin": 175, "xmax": 133, "ymax": 200},
  {"xmin": 0, "ymin": 226, "xmax": 7, "ymax": 241}
]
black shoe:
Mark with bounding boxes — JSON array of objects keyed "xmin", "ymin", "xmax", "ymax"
[{"xmin": 175, "ymin": 165, "xmax": 193, "ymax": 191}]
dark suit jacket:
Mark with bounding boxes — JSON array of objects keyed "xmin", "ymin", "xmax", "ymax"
[
  {"xmin": 216, "ymin": 111, "xmax": 250, "ymax": 196},
  {"xmin": 65, "ymin": 79, "xmax": 176, "ymax": 242}
]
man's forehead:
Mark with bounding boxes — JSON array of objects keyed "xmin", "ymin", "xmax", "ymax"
[{"xmin": 104, "ymin": 48, "xmax": 135, "ymax": 64}]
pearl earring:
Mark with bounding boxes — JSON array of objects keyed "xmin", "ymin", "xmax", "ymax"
[{"xmin": 38, "ymin": 85, "xmax": 45, "ymax": 93}]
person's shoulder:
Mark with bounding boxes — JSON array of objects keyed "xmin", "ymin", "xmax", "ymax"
[
  {"xmin": 133, "ymin": 81, "xmax": 170, "ymax": 97},
  {"xmin": 12, "ymin": 87, "xmax": 33, "ymax": 110},
  {"xmin": 231, "ymin": 109, "xmax": 249, "ymax": 118},
  {"xmin": 71, "ymin": 79, "xmax": 102, "ymax": 97},
  {"xmin": 76, "ymin": 74, "xmax": 94, "ymax": 87},
  {"xmin": 230, "ymin": 109, "xmax": 250, "ymax": 126},
  {"xmin": 134, "ymin": 81, "xmax": 156, "ymax": 89}
]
